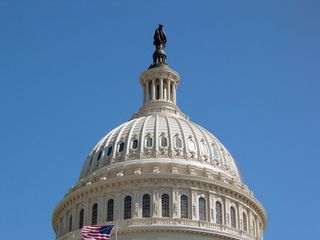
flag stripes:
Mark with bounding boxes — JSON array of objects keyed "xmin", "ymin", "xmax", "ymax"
[{"xmin": 81, "ymin": 225, "xmax": 114, "ymax": 240}]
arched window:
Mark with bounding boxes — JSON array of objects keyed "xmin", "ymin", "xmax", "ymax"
[
  {"xmin": 188, "ymin": 139, "xmax": 196, "ymax": 152},
  {"xmin": 199, "ymin": 197, "xmax": 206, "ymax": 221},
  {"xmin": 106, "ymin": 146, "xmax": 113, "ymax": 156},
  {"xmin": 175, "ymin": 137, "xmax": 182, "ymax": 148},
  {"xmin": 88, "ymin": 156, "xmax": 93, "ymax": 167},
  {"xmin": 118, "ymin": 142, "xmax": 125, "ymax": 152},
  {"xmin": 97, "ymin": 151, "xmax": 102, "ymax": 161},
  {"xmin": 215, "ymin": 202, "xmax": 222, "ymax": 224},
  {"xmin": 131, "ymin": 139, "xmax": 138, "ymax": 149},
  {"xmin": 79, "ymin": 209, "xmax": 84, "ymax": 229},
  {"xmin": 230, "ymin": 206, "xmax": 236, "ymax": 228},
  {"xmin": 212, "ymin": 144, "xmax": 221, "ymax": 160},
  {"xmin": 161, "ymin": 194, "xmax": 169, "ymax": 217},
  {"xmin": 243, "ymin": 212, "xmax": 248, "ymax": 231},
  {"xmin": 160, "ymin": 136, "xmax": 168, "ymax": 147},
  {"xmin": 201, "ymin": 142, "xmax": 209, "ymax": 155},
  {"xmin": 180, "ymin": 195, "xmax": 188, "ymax": 219},
  {"xmin": 124, "ymin": 196, "xmax": 132, "ymax": 219},
  {"xmin": 92, "ymin": 203, "xmax": 98, "ymax": 225},
  {"xmin": 68, "ymin": 215, "xmax": 72, "ymax": 232},
  {"xmin": 142, "ymin": 194, "xmax": 151, "ymax": 218},
  {"xmin": 146, "ymin": 137, "xmax": 153, "ymax": 148},
  {"xmin": 107, "ymin": 199, "xmax": 114, "ymax": 221}
]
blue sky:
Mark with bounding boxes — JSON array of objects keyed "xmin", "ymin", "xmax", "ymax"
[{"xmin": 1, "ymin": 0, "xmax": 319, "ymax": 239}]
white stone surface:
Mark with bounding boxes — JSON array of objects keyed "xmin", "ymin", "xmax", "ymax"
[{"xmin": 52, "ymin": 65, "xmax": 267, "ymax": 240}]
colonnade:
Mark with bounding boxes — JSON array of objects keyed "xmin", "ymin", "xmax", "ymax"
[
  {"xmin": 56, "ymin": 188, "xmax": 262, "ymax": 239},
  {"xmin": 143, "ymin": 78, "xmax": 176, "ymax": 104}
]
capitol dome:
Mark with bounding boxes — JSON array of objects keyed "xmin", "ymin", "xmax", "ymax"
[
  {"xmin": 80, "ymin": 115, "xmax": 241, "ymax": 182},
  {"xmin": 52, "ymin": 26, "xmax": 267, "ymax": 240}
]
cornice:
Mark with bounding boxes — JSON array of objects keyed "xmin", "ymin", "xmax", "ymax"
[{"xmin": 52, "ymin": 171, "xmax": 266, "ymax": 231}]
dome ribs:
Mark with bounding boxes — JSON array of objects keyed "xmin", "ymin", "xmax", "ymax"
[
  {"xmin": 180, "ymin": 117, "xmax": 201, "ymax": 160},
  {"xmin": 139, "ymin": 116, "xmax": 152, "ymax": 158},
  {"xmin": 124, "ymin": 117, "xmax": 142, "ymax": 160},
  {"xmin": 172, "ymin": 115, "xmax": 187, "ymax": 158},
  {"xmin": 164, "ymin": 116, "xmax": 173, "ymax": 158},
  {"xmin": 154, "ymin": 115, "xmax": 159, "ymax": 157},
  {"xmin": 193, "ymin": 122, "xmax": 213, "ymax": 163}
]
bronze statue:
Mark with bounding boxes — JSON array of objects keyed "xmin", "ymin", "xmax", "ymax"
[
  {"xmin": 149, "ymin": 24, "xmax": 168, "ymax": 68},
  {"xmin": 153, "ymin": 24, "xmax": 167, "ymax": 48}
]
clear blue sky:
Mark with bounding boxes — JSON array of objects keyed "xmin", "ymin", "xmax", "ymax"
[{"xmin": 1, "ymin": 0, "xmax": 319, "ymax": 239}]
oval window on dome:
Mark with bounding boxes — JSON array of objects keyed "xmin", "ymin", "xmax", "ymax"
[
  {"xmin": 174, "ymin": 137, "xmax": 182, "ymax": 149},
  {"xmin": 118, "ymin": 142, "xmax": 125, "ymax": 153},
  {"xmin": 188, "ymin": 139, "xmax": 196, "ymax": 152},
  {"xmin": 201, "ymin": 142, "xmax": 209, "ymax": 155},
  {"xmin": 106, "ymin": 146, "xmax": 113, "ymax": 156},
  {"xmin": 146, "ymin": 137, "xmax": 153, "ymax": 148},
  {"xmin": 212, "ymin": 144, "xmax": 221, "ymax": 160},
  {"xmin": 160, "ymin": 136, "xmax": 168, "ymax": 147},
  {"xmin": 97, "ymin": 151, "xmax": 103, "ymax": 161},
  {"xmin": 131, "ymin": 139, "xmax": 138, "ymax": 149},
  {"xmin": 88, "ymin": 156, "xmax": 94, "ymax": 166}
]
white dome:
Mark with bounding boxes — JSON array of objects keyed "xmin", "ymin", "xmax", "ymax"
[
  {"xmin": 52, "ymin": 27, "xmax": 266, "ymax": 240},
  {"xmin": 81, "ymin": 115, "xmax": 241, "ymax": 181}
]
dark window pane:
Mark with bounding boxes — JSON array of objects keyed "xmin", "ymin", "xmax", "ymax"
[
  {"xmin": 180, "ymin": 195, "xmax": 188, "ymax": 219},
  {"xmin": 160, "ymin": 136, "xmax": 168, "ymax": 147},
  {"xmin": 79, "ymin": 209, "xmax": 84, "ymax": 229},
  {"xmin": 89, "ymin": 157, "xmax": 93, "ymax": 166},
  {"xmin": 118, "ymin": 142, "xmax": 125, "ymax": 152},
  {"xmin": 106, "ymin": 146, "xmax": 113, "ymax": 156},
  {"xmin": 132, "ymin": 139, "xmax": 138, "ymax": 149},
  {"xmin": 142, "ymin": 194, "xmax": 151, "ymax": 218},
  {"xmin": 107, "ymin": 199, "xmax": 114, "ymax": 221},
  {"xmin": 97, "ymin": 151, "xmax": 102, "ymax": 161},
  {"xmin": 216, "ymin": 202, "xmax": 222, "ymax": 224},
  {"xmin": 230, "ymin": 207, "xmax": 236, "ymax": 228},
  {"xmin": 146, "ymin": 137, "xmax": 153, "ymax": 148},
  {"xmin": 199, "ymin": 197, "xmax": 206, "ymax": 221},
  {"xmin": 124, "ymin": 196, "xmax": 132, "ymax": 219},
  {"xmin": 162, "ymin": 194, "xmax": 169, "ymax": 217},
  {"xmin": 68, "ymin": 215, "xmax": 72, "ymax": 232},
  {"xmin": 92, "ymin": 203, "xmax": 98, "ymax": 225}
]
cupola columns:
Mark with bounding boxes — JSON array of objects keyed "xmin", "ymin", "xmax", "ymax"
[
  {"xmin": 133, "ymin": 25, "xmax": 185, "ymax": 120},
  {"xmin": 140, "ymin": 69, "xmax": 179, "ymax": 104},
  {"xmin": 141, "ymin": 76, "xmax": 177, "ymax": 104}
]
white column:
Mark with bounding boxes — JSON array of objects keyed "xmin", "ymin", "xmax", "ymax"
[
  {"xmin": 223, "ymin": 197, "xmax": 227, "ymax": 225},
  {"xmin": 191, "ymin": 192, "xmax": 197, "ymax": 220},
  {"xmin": 209, "ymin": 195, "xmax": 214, "ymax": 223},
  {"xmin": 98, "ymin": 196, "xmax": 104, "ymax": 224},
  {"xmin": 153, "ymin": 190, "xmax": 160, "ymax": 217},
  {"xmin": 172, "ymin": 82, "xmax": 176, "ymax": 104},
  {"xmin": 134, "ymin": 191, "xmax": 140, "ymax": 218},
  {"xmin": 71, "ymin": 207, "xmax": 77, "ymax": 231},
  {"xmin": 115, "ymin": 193, "xmax": 121, "ymax": 221},
  {"xmin": 172, "ymin": 190, "xmax": 179, "ymax": 218},
  {"xmin": 164, "ymin": 82, "xmax": 167, "ymax": 100},
  {"xmin": 167, "ymin": 79, "xmax": 171, "ymax": 102},
  {"xmin": 160, "ymin": 78, "xmax": 163, "ymax": 100},
  {"xmin": 84, "ymin": 201, "xmax": 89, "ymax": 225},
  {"xmin": 151, "ymin": 79, "xmax": 156, "ymax": 100}
]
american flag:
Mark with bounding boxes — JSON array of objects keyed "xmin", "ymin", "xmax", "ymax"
[{"xmin": 81, "ymin": 225, "xmax": 114, "ymax": 240}]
